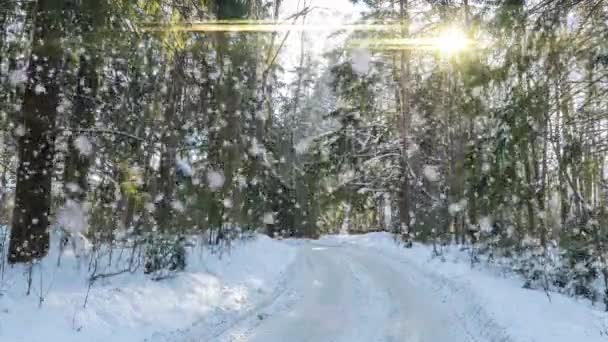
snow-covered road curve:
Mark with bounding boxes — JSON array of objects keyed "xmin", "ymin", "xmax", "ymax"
[{"xmin": 215, "ymin": 241, "xmax": 500, "ymax": 342}]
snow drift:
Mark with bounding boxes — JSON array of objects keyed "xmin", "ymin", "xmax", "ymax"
[{"xmin": 0, "ymin": 228, "xmax": 296, "ymax": 342}]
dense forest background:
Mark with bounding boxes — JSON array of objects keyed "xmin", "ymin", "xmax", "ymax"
[{"xmin": 0, "ymin": 0, "xmax": 607, "ymax": 306}]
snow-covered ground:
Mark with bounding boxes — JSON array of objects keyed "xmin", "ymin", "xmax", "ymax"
[
  {"xmin": 0, "ymin": 231, "xmax": 296, "ymax": 342},
  {"xmin": 320, "ymin": 233, "xmax": 608, "ymax": 342},
  {"xmin": 210, "ymin": 233, "xmax": 608, "ymax": 342},
  {"xmin": 2, "ymin": 231, "xmax": 608, "ymax": 342}
]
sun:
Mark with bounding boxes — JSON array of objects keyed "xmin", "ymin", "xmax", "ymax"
[{"xmin": 434, "ymin": 27, "xmax": 471, "ymax": 54}]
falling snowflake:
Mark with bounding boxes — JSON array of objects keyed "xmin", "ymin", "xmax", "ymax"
[
  {"xmin": 176, "ymin": 159, "xmax": 193, "ymax": 177},
  {"xmin": 263, "ymin": 212, "xmax": 275, "ymax": 225},
  {"xmin": 9, "ymin": 70, "xmax": 27, "ymax": 86},
  {"xmin": 472, "ymin": 86, "xmax": 483, "ymax": 97},
  {"xmin": 448, "ymin": 199, "xmax": 468, "ymax": 215},
  {"xmin": 65, "ymin": 182, "xmax": 80, "ymax": 194},
  {"xmin": 209, "ymin": 69, "xmax": 220, "ymax": 80},
  {"xmin": 207, "ymin": 170, "xmax": 225, "ymax": 191},
  {"xmin": 171, "ymin": 200, "xmax": 185, "ymax": 213},
  {"xmin": 482, "ymin": 163, "xmax": 490, "ymax": 173},
  {"xmin": 479, "ymin": 216, "xmax": 493, "ymax": 233},
  {"xmin": 422, "ymin": 165, "xmax": 440, "ymax": 182},
  {"xmin": 34, "ymin": 83, "xmax": 46, "ymax": 94},
  {"xmin": 56, "ymin": 200, "xmax": 90, "ymax": 234},
  {"xmin": 14, "ymin": 124, "xmax": 26, "ymax": 137},
  {"xmin": 144, "ymin": 202, "xmax": 156, "ymax": 213},
  {"xmin": 295, "ymin": 137, "xmax": 315, "ymax": 155},
  {"xmin": 57, "ymin": 98, "xmax": 71, "ymax": 114},
  {"xmin": 74, "ymin": 135, "xmax": 93, "ymax": 156},
  {"xmin": 249, "ymin": 138, "xmax": 265, "ymax": 157}
]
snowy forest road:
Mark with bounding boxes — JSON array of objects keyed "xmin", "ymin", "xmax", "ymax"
[{"xmin": 214, "ymin": 241, "xmax": 495, "ymax": 342}]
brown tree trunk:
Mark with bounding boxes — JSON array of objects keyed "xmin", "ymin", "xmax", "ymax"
[{"xmin": 9, "ymin": 0, "xmax": 65, "ymax": 263}]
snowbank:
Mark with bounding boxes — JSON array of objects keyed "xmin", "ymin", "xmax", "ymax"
[
  {"xmin": 322, "ymin": 232, "xmax": 608, "ymax": 342},
  {"xmin": 0, "ymin": 229, "xmax": 296, "ymax": 342}
]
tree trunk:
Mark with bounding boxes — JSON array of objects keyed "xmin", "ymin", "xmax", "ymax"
[
  {"xmin": 521, "ymin": 141, "xmax": 536, "ymax": 239},
  {"xmin": 156, "ymin": 55, "xmax": 183, "ymax": 232},
  {"xmin": 64, "ymin": 54, "xmax": 97, "ymax": 202},
  {"xmin": 397, "ymin": 0, "xmax": 412, "ymax": 241},
  {"xmin": 9, "ymin": 0, "xmax": 65, "ymax": 263}
]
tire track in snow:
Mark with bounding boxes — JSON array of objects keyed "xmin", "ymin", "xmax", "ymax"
[{"xmin": 342, "ymin": 243, "xmax": 514, "ymax": 342}]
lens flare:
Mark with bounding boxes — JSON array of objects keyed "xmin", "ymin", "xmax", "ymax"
[
  {"xmin": 434, "ymin": 27, "xmax": 471, "ymax": 54},
  {"xmin": 141, "ymin": 20, "xmax": 400, "ymax": 33},
  {"xmin": 142, "ymin": 21, "xmax": 475, "ymax": 54},
  {"xmin": 347, "ymin": 27, "xmax": 472, "ymax": 53}
]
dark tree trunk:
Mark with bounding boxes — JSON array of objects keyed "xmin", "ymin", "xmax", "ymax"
[
  {"xmin": 155, "ymin": 55, "xmax": 183, "ymax": 232},
  {"xmin": 64, "ymin": 54, "xmax": 97, "ymax": 202},
  {"xmin": 9, "ymin": 0, "xmax": 64, "ymax": 263},
  {"xmin": 397, "ymin": 0, "xmax": 412, "ymax": 242},
  {"xmin": 398, "ymin": 160, "xmax": 411, "ymax": 235}
]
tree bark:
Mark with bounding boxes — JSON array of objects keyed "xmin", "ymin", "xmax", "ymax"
[{"xmin": 9, "ymin": 0, "xmax": 65, "ymax": 263}]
